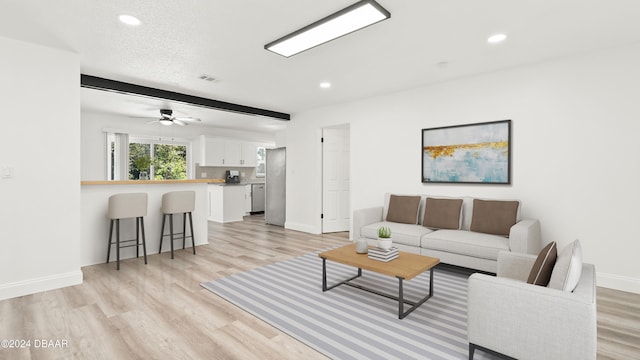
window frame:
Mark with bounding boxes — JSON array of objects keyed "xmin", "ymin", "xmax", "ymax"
[{"xmin": 105, "ymin": 129, "xmax": 192, "ymax": 180}]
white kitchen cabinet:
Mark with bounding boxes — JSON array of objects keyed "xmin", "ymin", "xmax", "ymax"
[
  {"xmin": 244, "ymin": 184, "xmax": 252, "ymax": 214},
  {"xmin": 242, "ymin": 143, "xmax": 258, "ymax": 167},
  {"xmin": 208, "ymin": 184, "xmax": 246, "ymax": 223},
  {"xmin": 223, "ymin": 141, "xmax": 243, "ymax": 166},
  {"xmin": 203, "ymin": 136, "xmax": 225, "ymax": 166},
  {"xmin": 197, "ymin": 136, "xmax": 260, "ymax": 167}
]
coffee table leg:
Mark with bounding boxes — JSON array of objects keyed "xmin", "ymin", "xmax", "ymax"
[
  {"xmin": 430, "ymin": 266, "xmax": 434, "ymax": 297},
  {"xmin": 322, "ymin": 258, "xmax": 363, "ymax": 292},
  {"xmin": 398, "ymin": 277, "xmax": 404, "ymax": 319},
  {"xmin": 322, "ymin": 258, "xmax": 327, "ymax": 291},
  {"xmin": 398, "ymin": 268, "xmax": 435, "ymax": 319}
]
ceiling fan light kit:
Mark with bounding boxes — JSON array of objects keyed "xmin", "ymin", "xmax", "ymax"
[
  {"xmin": 264, "ymin": 0, "xmax": 390, "ymax": 58},
  {"xmin": 145, "ymin": 109, "xmax": 201, "ymax": 126}
]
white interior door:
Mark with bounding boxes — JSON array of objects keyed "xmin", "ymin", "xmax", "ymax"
[{"xmin": 322, "ymin": 127, "xmax": 350, "ymax": 233}]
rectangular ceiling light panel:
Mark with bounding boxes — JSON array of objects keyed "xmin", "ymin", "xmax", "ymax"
[{"xmin": 265, "ymin": 0, "xmax": 390, "ymax": 58}]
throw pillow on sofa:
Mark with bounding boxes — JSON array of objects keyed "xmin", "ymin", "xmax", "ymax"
[
  {"xmin": 422, "ymin": 197, "xmax": 463, "ymax": 230},
  {"xmin": 527, "ymin": 241, "xmax": 557, "ymax": 286},
  {"xmin": 386, "ymin": 195, "xmax": 421, "ymax": 224},
  {"xmin": 548, "ymin": 239, "xmax": 582, "ymax": 292},
  {"xmin": 470, "ymin": 199, "xmax": 519, "ymax": 236}
]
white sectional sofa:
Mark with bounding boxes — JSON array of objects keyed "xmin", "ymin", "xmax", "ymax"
[{"xmin": 352, "ymin": 194, "xmax": 542, "ymax": 273}]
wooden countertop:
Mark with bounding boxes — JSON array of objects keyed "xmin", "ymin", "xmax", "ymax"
[{"xmin": 81, "ymin": 179, "xmax": 225, "ymax": 185}]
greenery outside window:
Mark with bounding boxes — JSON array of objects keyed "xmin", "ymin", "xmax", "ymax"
[
  {"xmin": 129, "ymin": 137, "xmax": 189, "ymax": 180},
  {"xmin": 256, "ymin": 146, "xmax": 266, "ymax": 177}
]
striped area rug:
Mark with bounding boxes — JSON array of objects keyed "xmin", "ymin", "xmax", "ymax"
[{"xmin": 201, "ymin": 251, "xmax": 497, "ymax": 360}]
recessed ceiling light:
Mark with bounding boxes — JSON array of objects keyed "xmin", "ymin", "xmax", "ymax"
[
  {"xmin": 487, "ymin": 33, "xmax": 507, "ymax": 44},
  {"xmin": 119, "ymin": 14, "xmax": 141, "ymax": 26},
  {"xmin": 320, "ymin": 82, "xmax": 332, "ymax": 89}
]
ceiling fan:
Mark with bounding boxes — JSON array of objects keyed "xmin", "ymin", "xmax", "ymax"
[{"xmin": 145, "ymin": 109, "xmax": 201, "ymax": 126}]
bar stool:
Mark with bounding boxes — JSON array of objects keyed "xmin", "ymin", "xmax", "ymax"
[
  {"xmin": 107, "ymin": 193, "xmax": 148, "ymax": 270},
  {"xmin": 159, "ymin": 191, "xmax": 196, "ymax": 259}
]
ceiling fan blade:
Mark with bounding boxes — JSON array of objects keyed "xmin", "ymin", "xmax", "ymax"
[
  {"xmin": 173, "ymin": 119, "xmax": 187, "ymax": 126},
  {"xmin": 146, "ymin": 119, "xmax": 160, "ymax": 124},
  {"xmin": 174, "ymin": 117, "xmax": 201, "ymax": 122}
]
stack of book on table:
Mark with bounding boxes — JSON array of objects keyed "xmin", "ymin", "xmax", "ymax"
[{"xmin": 368, "ymin": 247, "xmax": 399, "ymax": 262}]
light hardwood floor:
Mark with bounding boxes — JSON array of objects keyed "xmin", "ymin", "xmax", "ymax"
[{"xmin": 0, "ymin": 215, "xmax": 638, "ymax": 359}]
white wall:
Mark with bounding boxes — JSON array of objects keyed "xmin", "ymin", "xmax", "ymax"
[
  {"xmin": 286, "ymin": 43, "xmax": 640, "ymax": 294},
  {"xmin": 0, "ymin": 37, "xmax": 82, "ymax": 300},
  {"xmin": 81, "ymin": 111, "xmax": 276, "ymax": 180}
]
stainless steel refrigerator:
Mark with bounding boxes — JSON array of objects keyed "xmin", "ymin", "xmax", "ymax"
[{"xmin": 265, "ymin": 147, "xmax": 286, "ymax": 226}]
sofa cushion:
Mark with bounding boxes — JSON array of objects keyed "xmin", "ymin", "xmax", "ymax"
[
  {"xmin": 361, "ymin": 221, "xmax": 433, "ymax": 247},
  {"xmin": 527, "ymin": 242, "xmax": 557, "ymax": 286},
  {"xmin": 548, "ymin": 240, "xmax": 582, "ymax": 291},
  {"xmin": 423, "ymin": 197, "xmax": 463, "ymax": 230},
  {"xmin": 470, "ymin": 199, "xmax": 519, "ymax": 236},
  {"xmin": 421, "ymin": 230, "xmax": 509, "ymax": 260},
  {"xmin": 386, "ymin": 195, "xmax": 421, "ymax": 224}
]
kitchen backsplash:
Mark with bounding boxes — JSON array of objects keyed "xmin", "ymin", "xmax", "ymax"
[{"xmin": 195, "ymin": 165, "xmax": 262, "ymax": 181}]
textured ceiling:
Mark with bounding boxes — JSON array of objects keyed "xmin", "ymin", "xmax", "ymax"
[{"xmin": 2, "ymin": 0, "xmax": 640, "ymax": 133}]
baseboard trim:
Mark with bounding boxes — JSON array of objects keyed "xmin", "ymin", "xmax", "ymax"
[
  {"xmin": 0, "ymin": 270, "xmax": 83, "ymax": 301},
  {"xmin": 597, "ymin": 272, "xmax": 640, "ymax": 294},
  {"xmin": 284, "ymin": 222, "xmax": 320, "ymax": 234}
]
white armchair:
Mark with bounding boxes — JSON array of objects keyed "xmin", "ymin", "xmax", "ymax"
[{"xmin": 467, "ymin": 251, "xmax": 597, "ymax": 360}]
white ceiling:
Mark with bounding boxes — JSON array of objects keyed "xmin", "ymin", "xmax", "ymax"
[{"xmin": 2, "ymin": 0, "xmax": 640, "ymax": 133}]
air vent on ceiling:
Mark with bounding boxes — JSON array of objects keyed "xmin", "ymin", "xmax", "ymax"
[{"xmin": 198, "ymin": 74, "xmax": 217, "ymax": 82}]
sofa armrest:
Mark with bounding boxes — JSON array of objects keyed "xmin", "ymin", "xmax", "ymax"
[
  {"xmin": 496, "ymin": 251, "xmax": 537, "ymax": 281},
  {"xmin": 351, "ymin": 206, "xmax": 383, "ymax": 240},
  {"xmin": 508, "ymin": 219, "xmax": 541, "ymax": 254},
  {"xmin": 468, "ymin": 264, "xmax": 597, "ymax": 360}
]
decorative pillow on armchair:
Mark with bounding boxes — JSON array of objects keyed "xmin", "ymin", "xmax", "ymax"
[
  {"xmin": 422, "ymin": 197, "xmax": 463, "ymax": 230},
  {"xmin": 527, "ymin": 241, "xmax": 557, "ymax": 286},
  {"xmin": 470, "ymin": 199, "xmax": 519, "ymax": 236},
  {"xmin": 548, "ymin": 240, "xmax": 582, "ymax": 292},
  {"xmin": 386, "ymin": 195, "xmax": 421, "ymax": 224}
]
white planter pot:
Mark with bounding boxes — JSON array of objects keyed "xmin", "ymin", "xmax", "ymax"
[{"xmin": 377, "ymin": 237, "xmax": 392, "ymax": 250}]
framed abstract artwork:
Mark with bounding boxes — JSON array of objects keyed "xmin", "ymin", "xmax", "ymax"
[{"xmin": 422, "ymin": 120, "xmax": 511, "ymax": 184}]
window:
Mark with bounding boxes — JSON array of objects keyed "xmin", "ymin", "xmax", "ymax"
[
  {"xmin": 152, "ymin": 143, "xmax": 188, "ymax": 180},
  {"xmin": 129, "ymin": 138, "xmax": 188, "ymax": 180},
  {"xmin": 106, "ymin": 132, "xmax": 129, "ymax": 181},
  {"xmin": 105, "ymin": 131, "xmax": 190, "ymax": 180},
  {"xmin": 129, "ymin": 143, "xmax": 151, "ymax": 180},
  {"xmin": 256, "ymin": 146, "xmax": 266, "ymax": 177}
]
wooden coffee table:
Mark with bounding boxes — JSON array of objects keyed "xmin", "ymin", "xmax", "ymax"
[{"xmin": 318, "ymin": 244, "xmax": 440, "ymax": 319}]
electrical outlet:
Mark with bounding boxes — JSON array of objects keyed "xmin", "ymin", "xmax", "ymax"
[
  {"xmin": 1, "ymin": 166, "xmax": 14, "ymax": 179},
  {"xmin": 201, "ymin": 172, "xmax": 207, "ymax": 178}
]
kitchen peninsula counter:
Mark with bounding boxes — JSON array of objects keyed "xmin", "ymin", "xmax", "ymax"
[
  {"xmin": 80, "ymin": 179, "xmax": 212, "ymax": 266},
  {"xmin": 81, "ymin": 179, "xmax": 224, "ymax": 185}
]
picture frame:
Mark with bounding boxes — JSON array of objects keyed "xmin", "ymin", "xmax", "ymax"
[{"xmin": 422, "ymin": 120, "xmax": 511, "ymax": 184}]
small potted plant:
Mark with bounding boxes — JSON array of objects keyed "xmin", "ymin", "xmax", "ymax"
[
  {"xmin": 134, "ymin": 155, "xmax": 152, "ymax": 180},
  {"xmin": 377, "ymin": 226, "xmax": 392, "ymax": 250}
]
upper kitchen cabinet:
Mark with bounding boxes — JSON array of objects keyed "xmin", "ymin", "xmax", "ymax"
[
  {"xmin": 223, "ymin": 141, "xmax": 242, "ymax": 165},
  {"xmin": 242, "ymin": 143, "xmax": 258, "ymax": 167},
  {"xmin": 205, "ymin": 138, "xmax": 225, "ymax": 165},
  {"xmin": 196, "ymin": 135, "xmax": 262, "ymax": 167}
]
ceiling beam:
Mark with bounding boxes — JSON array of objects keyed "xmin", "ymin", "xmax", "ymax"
[{"xmin": 80, "ymin": 74, "xmax": 290, "ymax": 121}]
